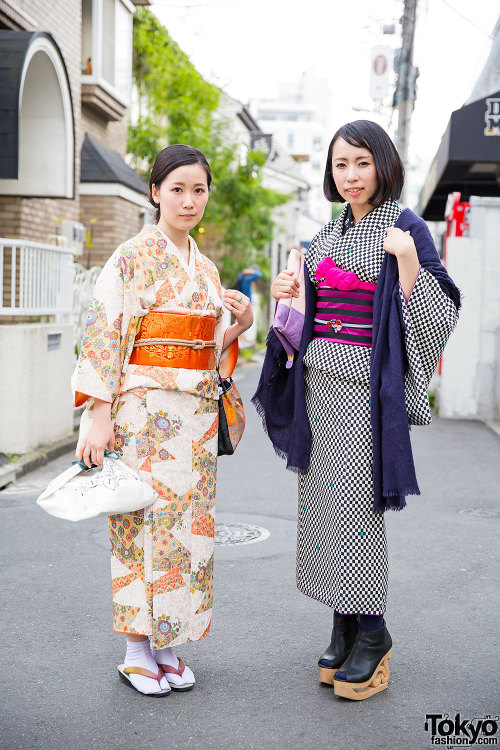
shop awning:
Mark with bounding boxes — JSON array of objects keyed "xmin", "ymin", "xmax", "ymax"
[{"xmin": 417, "ymin": 91, "xmax": 500, "ymax": 221}]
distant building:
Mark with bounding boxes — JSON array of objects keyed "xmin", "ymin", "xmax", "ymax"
[{"xmin": 249, "ymin": 70, "xmax": 333, "ymax": 224}]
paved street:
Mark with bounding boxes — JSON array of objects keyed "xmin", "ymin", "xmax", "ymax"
[{"xmin": 1, "ymin": 360, "xmax": 499, "ymax": 750}]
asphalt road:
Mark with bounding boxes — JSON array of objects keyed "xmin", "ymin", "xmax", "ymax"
[{"xmin": 1, "ymin": 359, "xmax": 499, "ymax": 750}]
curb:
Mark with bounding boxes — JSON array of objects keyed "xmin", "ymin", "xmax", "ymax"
[
  {"xmin": 0, "ymin": 431, "xmax": 78, "ymax": 489},
  {"xmin": 485, "ymin": 420, "xmax": 500, "ymax": 438}
]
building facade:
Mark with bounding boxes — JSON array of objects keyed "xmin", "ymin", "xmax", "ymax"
[
  {"xmin": 0, "ymin": 0, "xmax": 149, "ymax": 269},
  {"xmin": 0, "ymin": 0, "xmax": 149, "ymax": 454}
]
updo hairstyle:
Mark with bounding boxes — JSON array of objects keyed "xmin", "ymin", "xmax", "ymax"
[{"xmin": 148, "ymin": 144, "xmax": 212, "ymax": 223}]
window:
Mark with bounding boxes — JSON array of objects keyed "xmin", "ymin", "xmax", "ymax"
[
  {"xmin": 81, "ymin": 0, "xmax": 133, "ymax": 104},
  {"xmin": 287, "ymin": 132, "xmax": 294, "ymax": 148}
]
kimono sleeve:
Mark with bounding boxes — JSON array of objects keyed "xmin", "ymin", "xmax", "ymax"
[
  {"xmin": 200, "ymin": 254, "xmax": 230, "ymax": 368},
  {"xmin": 71, "ymin": 248, "xmax": 127, "ymax": 406},
  {"xmin": 399, "ymin": 268, "xmax": 458, "ymax": 425}
]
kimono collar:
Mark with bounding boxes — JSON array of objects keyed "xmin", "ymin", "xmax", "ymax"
[
  {"xmin": 326, "ymin": 201, "xmax": 402, "ymax": 246},
  {"xmin": 148, "ymin": 224, "xmax": 198, "ymax": 278},
  {"xmin": 307, "ymin": 201, "xmax": 402, "ymax": 285}
]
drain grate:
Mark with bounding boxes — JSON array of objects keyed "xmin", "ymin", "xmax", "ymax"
[
  {"xmin": 215, "ymin": 522, "xmax": 270, "ymax": 546},
  {"xmin": 458, "ymin": 508, "xmax": 500, "ymax": 519}
]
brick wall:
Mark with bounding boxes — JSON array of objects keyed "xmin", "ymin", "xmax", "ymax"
[
  {"xmin": 0, "ymin": 196, "xmax": 79, "ymax": 242},
  {"xmin": 80, "ymin": 194, "xmax": 144, "ymax": 268},
  {"xmin": 0, "ymin": 197, "xmax": 21, "ymax": 238},
  {"xmin": 82, "ymin": 110, "xmax": 128, "ymax": 155}
]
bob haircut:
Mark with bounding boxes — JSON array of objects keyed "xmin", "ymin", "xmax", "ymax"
[
  {"xmin": 149, "ymin": 144, "xmax": 212, "ymax": 223},
  {"xmin": 323, "ymin": 120, "xmax": 404, "ymax": 207}
]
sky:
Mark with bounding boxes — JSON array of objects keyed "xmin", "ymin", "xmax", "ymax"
[{"xmin": 150, "ymin": 0, "xmax": 499, "ymax": 187}]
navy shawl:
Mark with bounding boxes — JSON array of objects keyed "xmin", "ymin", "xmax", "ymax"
[{"xmin": 252, "ymin": 208, "xmax": 461, "ymax": 513}]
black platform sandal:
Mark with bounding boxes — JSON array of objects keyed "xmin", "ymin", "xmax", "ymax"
[
  {"xmin": 333, "ymin": 623, "xmax": 392, "ymax": 701},
  {"xmin": 318, "ymin": 613, "xmax": 359, "ymax": 685}
]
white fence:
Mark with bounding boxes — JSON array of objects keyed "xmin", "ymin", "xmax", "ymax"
[
  {"xmin": 0, "ymin": 238, "xmax": 74, "ymax": 318},
  {"xmin": 73, "ymin": 262, "xmax": 102, "ymax": 353}
]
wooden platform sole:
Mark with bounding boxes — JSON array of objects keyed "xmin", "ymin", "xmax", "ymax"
[
  {"xmin": 333, "ymin": 650, "xmax": 391, "ymax": 701},
  {"xmin": 318, "ymin": 666, "xmax": 336, "ymax": 685}
]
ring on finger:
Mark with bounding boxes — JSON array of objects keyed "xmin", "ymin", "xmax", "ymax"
[{"xmin": 237, "ymin": 296, "xmax": 243, "ymax": 303}]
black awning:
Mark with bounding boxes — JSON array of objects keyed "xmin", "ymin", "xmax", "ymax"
[
  {"xmin": 417, "ymin": 91, "xmax": 500, "ymax": 221},
  {"xmin": 81, "ymin": 134, "xmax": 148, "ymax": 194}
]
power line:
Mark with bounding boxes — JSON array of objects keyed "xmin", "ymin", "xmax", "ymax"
[{"xmin": 438, "ymin": 0, "xmax": 493, "ymax": 39}]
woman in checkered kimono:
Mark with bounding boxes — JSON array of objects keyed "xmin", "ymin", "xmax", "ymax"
[{"xmin": 266, "ymin": 121, "xmax": 459, "ymax": 701}]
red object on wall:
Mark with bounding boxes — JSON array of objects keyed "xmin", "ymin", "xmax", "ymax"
[
  {"xmin": 444, "ymin": 192, "xmax": 470, "ymax": 264},
  {"xmin": 439, "ymin": 193, "xmax": 470, "ymax": 374}
]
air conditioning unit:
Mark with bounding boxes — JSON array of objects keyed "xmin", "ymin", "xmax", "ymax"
[{"xmin": 60, "ymin": 220, "xmax": 85, "ymax": 256}]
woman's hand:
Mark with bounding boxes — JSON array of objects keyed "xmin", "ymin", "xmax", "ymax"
[
  {"xmin": 383, "ymin": 227, "xmax": 417, "ymax": 259},
  {"xmin": 76, "ymin": 399, "xmax": 115, "ymax": 468},
  {"xmin": 223, "ymin": 290, "xmax": 253, "ymax": 332},
  {"xmin": 384, "ymin": 227, "xmax": 420, "ymax": 301},
  {"xmin": 271, "ymin": 270, "xmax": 299, "ymax": 301}
]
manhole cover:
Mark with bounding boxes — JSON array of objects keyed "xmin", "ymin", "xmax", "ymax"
[
  {"xmin": 214, "ymin": 522, "xmax": 270, "ymax": 546},
  {"xmin": 458, "ymin": 508, "xmax": 500, "ymax": 519}
]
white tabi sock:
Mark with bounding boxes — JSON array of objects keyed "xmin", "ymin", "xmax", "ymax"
[
  {"xmin": 151, "ymin": 645, "xmax": 195, "ymax": 687},
  {"xmin": 124, "ymin": 639, "xmax": 170, "ymax": 694}
]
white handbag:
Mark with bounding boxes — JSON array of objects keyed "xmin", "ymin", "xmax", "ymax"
[{"xmin": 36, "ymin": 450, "xmax": 157, "ymax": 522}]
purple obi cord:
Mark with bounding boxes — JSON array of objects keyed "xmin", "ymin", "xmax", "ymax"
[{"xmin": 313, "ymin": 258, "xmax": 377, "ymax": 347}]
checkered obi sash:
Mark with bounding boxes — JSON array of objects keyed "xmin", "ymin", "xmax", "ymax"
[{"xmin": 313, "ymin": 257, "xmax": 377, "ymax": 348}]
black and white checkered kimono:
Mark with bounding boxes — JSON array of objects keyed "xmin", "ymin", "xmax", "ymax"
[{"xmin": 296, "ymin": 202, "xmax": 458, "ymax": 613}]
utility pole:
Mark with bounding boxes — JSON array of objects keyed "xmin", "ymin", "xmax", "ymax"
[{"xmin": 394, "ymin": 0, "xmax": 418, "ymax": 205}]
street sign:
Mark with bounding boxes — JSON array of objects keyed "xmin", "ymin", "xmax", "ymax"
[{"xmin": 370, "ymin": 46, "xmax": 392, "ymax": 101}]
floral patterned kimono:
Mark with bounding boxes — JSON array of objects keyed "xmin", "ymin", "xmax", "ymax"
[{"xmin": 72, "ymin": 224, "xmax": 227, "ymax": 649}]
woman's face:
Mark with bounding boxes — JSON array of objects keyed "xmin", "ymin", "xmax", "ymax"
[
  {"xmin": 331, "ymin": 137, "xmax": 379, "ymax": 221},
  {"xmin": 152, "ymin": 163, "xmax": 209, "ymax": 233}
]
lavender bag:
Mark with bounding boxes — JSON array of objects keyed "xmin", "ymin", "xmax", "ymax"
[{"xmin": 272, "ymin": 248, "xmax": 306, "ymax": 368}]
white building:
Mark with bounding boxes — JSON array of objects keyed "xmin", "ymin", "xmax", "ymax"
[{"xmin": 249, "ymin": 70, "xmax": 333, "ymax": 225}]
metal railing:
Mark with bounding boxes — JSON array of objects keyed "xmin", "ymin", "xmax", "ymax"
[{"xmin": 0, "ymin": 238, "xmax": 74, "ymax": 318}]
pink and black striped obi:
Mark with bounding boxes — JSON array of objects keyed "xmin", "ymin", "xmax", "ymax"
[{"xmin": 313, "ymin": 257, "xmax": 377, "ymax": 348}]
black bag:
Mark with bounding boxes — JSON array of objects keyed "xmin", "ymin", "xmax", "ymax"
[{"xmin": 217, "ymin": 371, "xmax": 245, "ymax": 456}]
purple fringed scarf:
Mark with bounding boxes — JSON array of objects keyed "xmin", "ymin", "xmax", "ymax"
[{"xmin": 252, "ymin": 207, "xmax": 461, "ymax": 513}]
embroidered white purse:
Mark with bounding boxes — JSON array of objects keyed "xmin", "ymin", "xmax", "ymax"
[{"xmin": 36, "ymin": 450, "xmax": 157, "ymax": 522}]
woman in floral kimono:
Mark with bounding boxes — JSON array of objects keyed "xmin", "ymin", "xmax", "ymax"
[
  {"xmin": 72, "ymin": 145, "xmax": 253, "ymax": 696},
  {"xmin": 254, "ymin": 121, "xmax": 460, "ymax": 701}
]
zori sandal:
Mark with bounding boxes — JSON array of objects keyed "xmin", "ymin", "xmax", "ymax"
[
  {"xmin": 117, "ymin": 664, "xmax": 172, "ymax": 696},
  {"xmin": 159, "ymin": 657, "xmax": 195, "ymax": 692}
]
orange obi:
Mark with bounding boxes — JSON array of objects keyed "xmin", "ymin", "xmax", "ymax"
[{"xmin": 129, "ymin": 311, "xmax": 217, "ymax": 369}]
